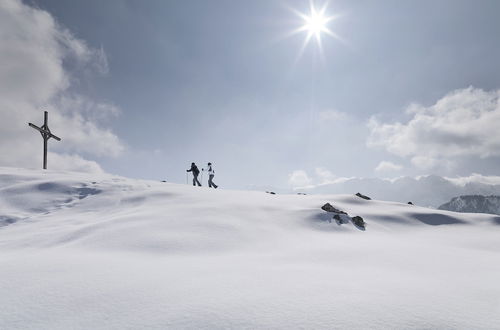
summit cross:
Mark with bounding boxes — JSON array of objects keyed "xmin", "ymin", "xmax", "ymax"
[{"xmin": 28, "ymin": 111, "xmax": 61, "ymax": 169}]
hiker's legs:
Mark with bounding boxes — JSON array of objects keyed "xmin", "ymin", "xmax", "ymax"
[
  {"xmin": 209, "ymin": 175, "xmax": 218, "ymax": 189},
  {"xmin": 194, "ymin": 174, "xmax": 201, "ymax": 186}
]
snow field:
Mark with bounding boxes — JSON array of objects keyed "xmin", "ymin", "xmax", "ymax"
[{"xmin": 1, "ymin": 167, "xmax": 499, "ymax": 329}]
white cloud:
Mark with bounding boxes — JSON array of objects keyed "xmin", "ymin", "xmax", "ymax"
[
  {"xmin": 367, "ymin": 87, "xmax": 500, "ymax": 169},
  {"xmin": 315, "ymin": 167, "xmax": 336, "ymax": 182},
  {"xmin": 288, "ymin": 168, "xmax": 352, "ymax": 190},
  {"xmin": 48, "ymin": 97, "xmax": 124, "ymax": 157},
  {"xmin": 375, "ymin": 161, "xmax": 403, "ymax": 172},
  {"xmin": 0, "ymin": 0, "xmax": 123, "ymax": 172},
  {"xmin": 47, "ymin": 153, "xmax": 104, "ymax": 173},
  {"xmin": 444, "ymin": 173, "xmax": 500, "ymax": 187},
  {"xmin": 288, "ymin": 170, "xmax": 312, "ymax": 188}
]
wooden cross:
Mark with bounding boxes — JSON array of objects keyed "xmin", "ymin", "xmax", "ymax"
[{"xmin": 28, "ymin": 111, "xmax": 61, "ymax": 169}]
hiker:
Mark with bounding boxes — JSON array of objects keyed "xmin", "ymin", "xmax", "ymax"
[
  {"xmin": 206, "ymin": 162, "xmax": 218, "ymax": 189},
  {"xmin": 186, "ymin": 162, "xmax": 201, "ymax": 186}
]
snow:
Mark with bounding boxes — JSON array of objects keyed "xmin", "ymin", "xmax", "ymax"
[{"xmin": 1, "ymin": 167, "xmax": 500, "ymax": 329}]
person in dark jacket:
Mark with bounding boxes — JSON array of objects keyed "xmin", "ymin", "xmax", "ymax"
[
  {"xmin": 186, "ymin": 162, "xmax": 201, "ymax": 186},
  {"xmin": 206, "ymin": 162, "xmax": 218, "ymax": 189}
]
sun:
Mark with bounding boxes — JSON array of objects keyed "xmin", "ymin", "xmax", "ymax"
[
  {"xmin": 302, "ymin": 6, "xmax": 331, "ymax": 41},
  {"xmin": 290, "ymin": 1, "xmax": 341, "ymax": 56}
]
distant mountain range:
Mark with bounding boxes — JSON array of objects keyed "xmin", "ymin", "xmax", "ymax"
[
  {"xmin": 438, "ymin": 195, "xmax": 500, "ymax": 215},
  {"xmin": 293, "ymin": 175, "xmax": 500, "ymax": 208}
]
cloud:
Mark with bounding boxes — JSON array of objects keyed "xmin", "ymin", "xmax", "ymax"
[
  {"xmin": 315, "ymin": 167, "xmax": 336, "ymax": 182},
  {"xmin": 367, "ymin": 87, "xmax": 500, "ymax": 169},
  {"xmin": 288, "ymin": 170, "xmax": 312, "ymax": 188},
  {"xmin": 375, "ymin": 161, "xmax": 403, "ymax": 172},
  {"xmin": 444, "ymin": 173, "xmax": 500, "ymax": 187},
  {"xmin": 288, "ymin": 168, "xmax": 352, "ymax": 189},
  {"xmin": 0, "ymin": 0, "xmax": 123, "ymax": 172},
  {"xmin": 47, "ymin": 153, "xmax": 104, "ymax": 173},
  {"xmin": 48, "ymin": 96, "xmax": 124, "ymax": 157}
]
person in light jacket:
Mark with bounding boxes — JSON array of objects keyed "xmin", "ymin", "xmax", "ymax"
[
  {"xmin": 206, "ymin": 162, "xmax": 218, "ymax": 188},
  {"xmin": 186, "ymin": 162, "xmax": 202, "ymax": 186}
]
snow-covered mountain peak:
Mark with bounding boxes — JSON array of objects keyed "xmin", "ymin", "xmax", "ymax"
[{"xmin": 438, "ymin": 195, "xmax": 500, "ymax": 215}]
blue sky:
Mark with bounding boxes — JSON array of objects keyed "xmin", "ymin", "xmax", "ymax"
[{"xmin": 2, "ymin": 0, "xmax": 500, "ymax": 189}]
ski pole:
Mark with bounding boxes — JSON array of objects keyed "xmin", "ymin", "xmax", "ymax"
[{"xmin": 186, "ymin": 172, "xmax": 188, "ymax": 185}]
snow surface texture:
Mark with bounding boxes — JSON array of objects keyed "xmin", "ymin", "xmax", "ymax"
[
  {"xmin": 1, "ymin": 167, "xmax": 500, "ymax": 329},
  {"xmin": 439, "ymin": 195, "xmax": 500, "ymax": 215}
]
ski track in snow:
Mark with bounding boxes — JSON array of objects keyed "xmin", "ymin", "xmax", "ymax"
[{"xmin": 0, "ymin": 167, "xmax": 500, "ymax": 329}]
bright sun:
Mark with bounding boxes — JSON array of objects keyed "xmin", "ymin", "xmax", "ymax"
[
  {"xmin": 302, "ymin": 7, "xmax": 330, "ymax": 39},
  {"xmin": 291, "ymin": 2, "xmax": 341, "ymax": 55}
]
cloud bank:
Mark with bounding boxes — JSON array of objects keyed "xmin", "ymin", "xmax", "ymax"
[
  {"xmin": 0, "ymin": 0, "xmax": 123, "ymax": 172},
  {"xmin": 367, "ymin": 87, "xmax": 500, "ymax": 170},
  {"xmin": 288, "ymin": 168, "xmax": 500, "ymax": 207}
]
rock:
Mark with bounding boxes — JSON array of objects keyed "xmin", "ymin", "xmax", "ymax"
[
  {"xmin": 407, "ymin": 201, "xmax": 413, "ymax": 205},
  {"xmin": 351, "ymin": 216, "xmax": 365, "ymax": 228},
  {"xmin": 321, "ymin": 203, "xmax": 366, "ymax": 229},
  {"xmin": 321, "ymin": 203, "xmax": 347, "ymax": 214},
  {"xmin": 266, "ymin": 191, "xmax": 276, "ymax": 195},
  {"xmin": 355, "ymin": 192, "xmax": 371, "ymax": 200}
]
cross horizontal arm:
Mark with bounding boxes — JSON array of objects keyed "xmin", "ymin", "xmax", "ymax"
[
  {"xmin": 29, "ymin": 122, "xmax": 45, "ymax": 133},
  {"xmin": 29, "ymin": 123, "xmax": 61, "ymax": 141},
  {"xmin": 50, "ymin": 134, "xmax": 61, "ymax": 141}
]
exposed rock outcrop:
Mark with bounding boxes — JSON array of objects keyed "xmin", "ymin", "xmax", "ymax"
[
  {"xmin": 351, "ymin": 216, "xmax": 366, "ymax": 229},
  {"xmin": 321, "ymin": 203, "xmax": 366, "ymax": 229},
  {"xmin": 355, "ymin": 192, "xmax": 371, "ymax": 200},
  {"xmin": 321, "ymin": 203, "xmax": 347, "ymax": 214}
]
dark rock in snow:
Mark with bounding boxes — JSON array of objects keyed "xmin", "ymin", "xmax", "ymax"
[
  {"xmin": 352, "ymin": 216, "xmax": 366, "ymax": 228},
  {"xmin": 321, "ymin": 203, "xmax": 347, "ymax": 214},
  {"xmin": 408, "ymin": 202, "xmax": 413, "ymax": 205},
  {"xmin": 355, "ymin": 192, "xmax": 371, "ymax": 200},
  {"xmin": 266, "ymin": 191, "xmax": 276, "ymax": 195},
  {"xmin": 321, "ymin": 203, "xmax": 367, "ymax": 230}
]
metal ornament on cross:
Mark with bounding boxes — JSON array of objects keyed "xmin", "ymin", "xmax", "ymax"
[{"xmin": 28, "ymin": 111, "xmax": 61, "ymax": 169}]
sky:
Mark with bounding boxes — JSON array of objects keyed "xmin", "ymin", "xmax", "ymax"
[{"xmin": 1, "ymin": 0, "xmax": 500, "ymax": 190}]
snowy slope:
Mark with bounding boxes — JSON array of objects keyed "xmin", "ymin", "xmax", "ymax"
[
  {"xmin": 438, "ymin": 195, "xmax": 500, "ymax": 215},
  {"xmin": 1, "ymin": 167, "xmax": 499, "ymax": 329}
]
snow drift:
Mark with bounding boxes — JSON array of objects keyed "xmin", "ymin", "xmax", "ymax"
[{"xmin": 0, "ymin": 167, "xmax": 499, "ymax": 329}]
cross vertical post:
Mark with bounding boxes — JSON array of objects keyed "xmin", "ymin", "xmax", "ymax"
[
  {"xmin": 43, "ymin": 111, "xmax": 48, "ymax": 169},
  {"xmin": 29, "ymin": 111, "xmax": 61, "ymax": 170}
]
